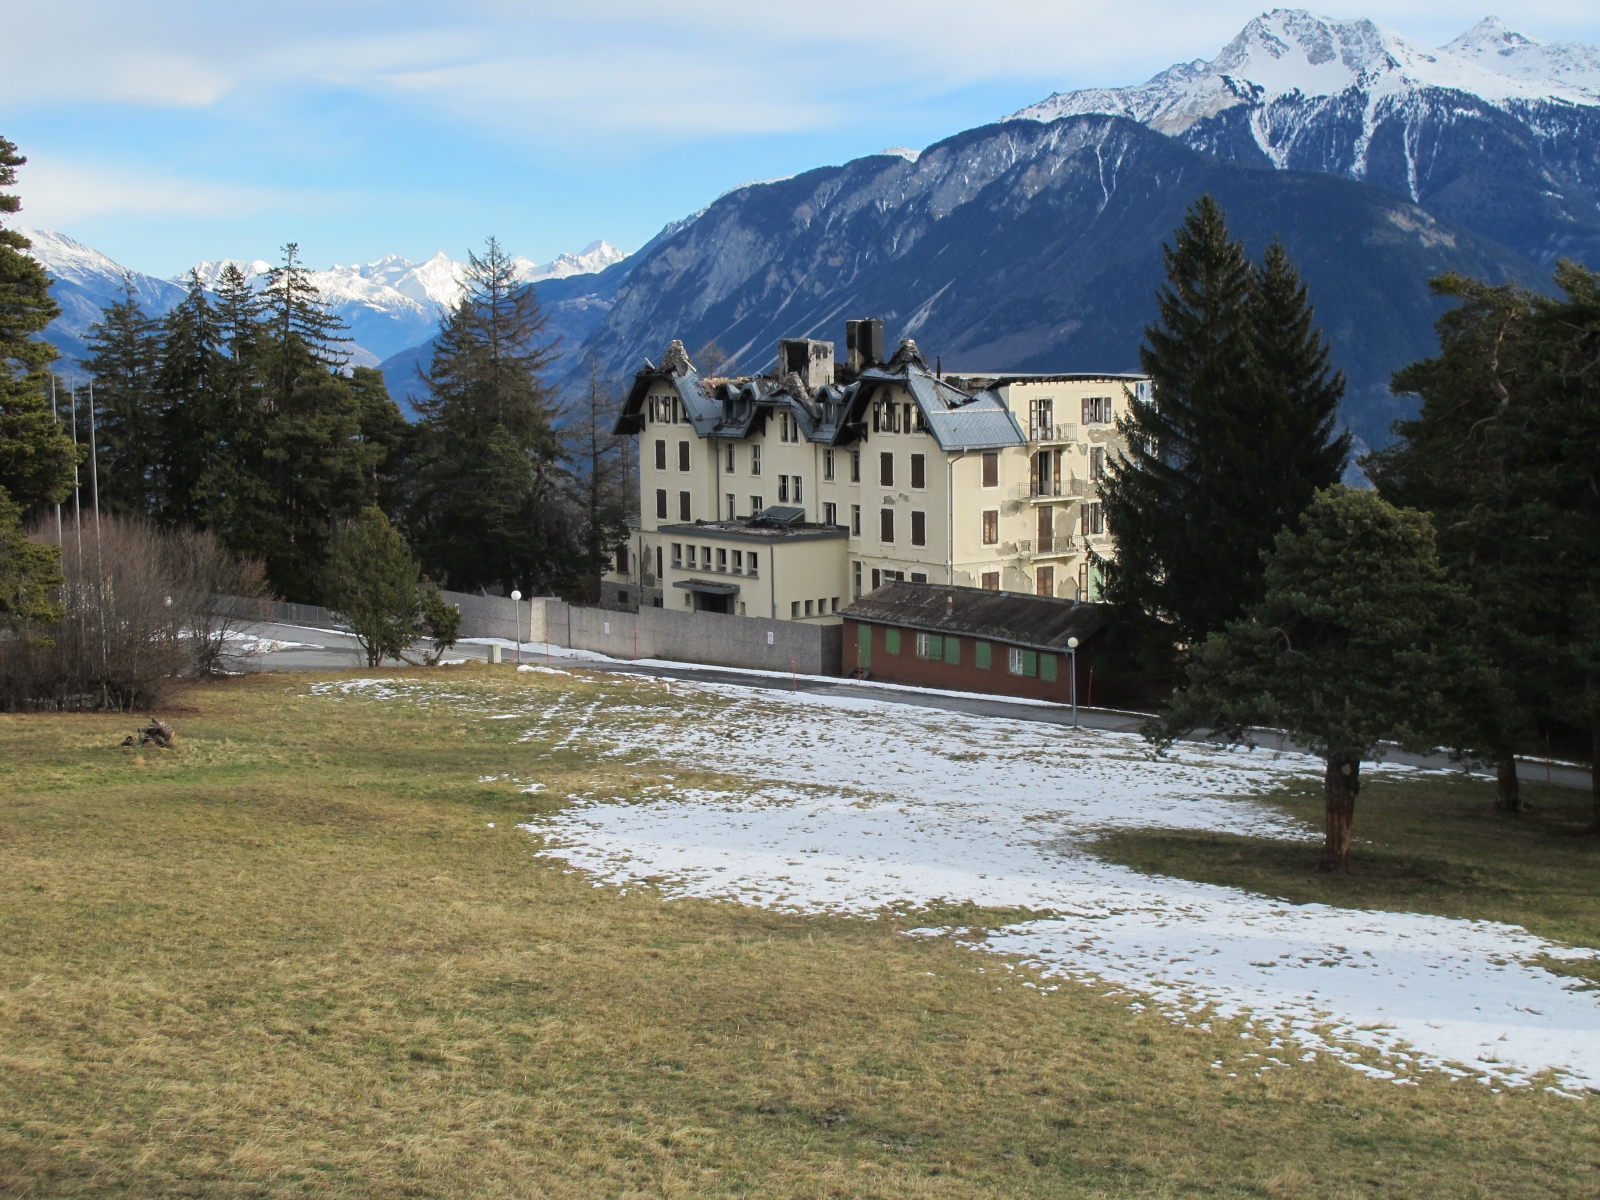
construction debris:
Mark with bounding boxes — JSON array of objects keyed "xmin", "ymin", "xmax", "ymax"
[{"xmin": 122, "ymin": 720, "xmax": 176, "ymax": 749}]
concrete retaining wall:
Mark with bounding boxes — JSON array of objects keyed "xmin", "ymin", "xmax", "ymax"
[{"xmin": 530, "ymin": 598, "xmax": 842, "ymax": 676}]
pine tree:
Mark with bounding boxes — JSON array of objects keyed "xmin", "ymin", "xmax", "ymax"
[
  {"xmin": 1099, "ymin": 197, "xmax": 1348, "ymax": 674},
  {"xmin": 327, "ymin": 506, "xmax": 423, "ymax": 667},
  {"xmin": 0, "ymin": 135, "xmax": 78, "ymax": 513},
  {"xmin": 1365, "ymin": 273, "xmax": 1541, "ymax": 810},
  {"xmin": 82, "ymin": 277, "xmax": 164, "ymax": 516},
  {"xmin": 1152, "ymin": 488, "xmax": 1478, "ymax": 870},
  {"xmin": 155, "ymin": 271, "xmax": 226, "ymax": 528},
  {"xmin": 573, "ymin": 356, "xmax": 631, "ymax": 601},
  {"xmin": 411, "ymin": 238, "xmax": 570, "ymax": 595}
]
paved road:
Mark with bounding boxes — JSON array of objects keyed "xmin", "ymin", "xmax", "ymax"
[{"xmin": 233, "ymin": 620, "xmax": 1593, "ymax": 793}]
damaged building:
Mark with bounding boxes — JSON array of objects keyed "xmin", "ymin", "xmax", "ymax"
[{"xmin": 603, "ymin": 320, "xmax": 1147, "ymax": 622}]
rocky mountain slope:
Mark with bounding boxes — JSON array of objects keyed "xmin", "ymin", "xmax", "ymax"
[
  {"xmin": 580, "ymin": 114, "xmax": 1536, "ymax": 452},
  {"xmin": 1009, "ymin": 11, "xmax": 1600, "ymax": 266}
]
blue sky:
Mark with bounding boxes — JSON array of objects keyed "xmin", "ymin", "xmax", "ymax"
[{"xmin": 6, "ymin": 1, "xmax": 1599, "ymax": 277}]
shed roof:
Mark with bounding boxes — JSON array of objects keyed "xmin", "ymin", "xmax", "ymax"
[{"xmin": 841, "ymin": 582, "xmax": 1110, "ymax": 652}]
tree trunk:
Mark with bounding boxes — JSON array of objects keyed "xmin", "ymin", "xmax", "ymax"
[
  {"xmin": 1494, "ymin": 754, "xmax": 1521, "ymax": 814},
  {"xmin": 1320, "ymin": 755, "xmax": 1361, "ymax": 872}
]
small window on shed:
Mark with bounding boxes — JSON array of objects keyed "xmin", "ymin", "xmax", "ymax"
[
  {"xmin": 885, "ymin": 628, "xmax": 901, "ymax": 655},
  {"xmin": 1008, "ymin": 646, "xmax": 1024, "ymax": 675},
  {"xmin": 975, "ymin": 641, "xmax": 992, "ymax": 669},
  {"xmin": 1040, "ymin": 654, "xmax": 1057, "ymax": 682},
  {"xmin": 916, "ymin": 632, "xmax": 943, "ymax": 660},
  {"xmin": 943, "ymin": 637, "xmax": 960, "ymax": 666}
]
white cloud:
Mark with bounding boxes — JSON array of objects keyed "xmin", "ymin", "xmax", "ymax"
[{"xmin": 14, "ymin": 158, "xmax": 312, "ymax": 225}]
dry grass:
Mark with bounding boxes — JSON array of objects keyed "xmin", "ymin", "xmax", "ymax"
[{"xmin": 2, "ymin": 665, "xmax": 1598, "ymax": 1198}]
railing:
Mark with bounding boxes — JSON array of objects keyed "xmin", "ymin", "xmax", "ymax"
[
  {"xmin": 1029, "ymin": 422, "xmax": 1078, "ymax": 443},
  {"xmin": 1030, "ymin": 480, "xmax": 1063, "ymax": 498},
  {"xmin": 1009, "ymin": 537, "xmax": 1080, "ymax": 556}
]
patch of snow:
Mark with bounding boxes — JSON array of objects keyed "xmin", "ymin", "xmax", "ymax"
[
  {"xmin": 500, "ymin": 681, "xmax": 1600, "ymax": 1092},
  {"xmin": 879, "ymin": 146, "xmax": 922, "ymax": 162}
]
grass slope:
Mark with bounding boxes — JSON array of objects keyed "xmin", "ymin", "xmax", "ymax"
[{"xmin": 2, "ymin": 666, "xmax": 1597, "ymax": 1198}]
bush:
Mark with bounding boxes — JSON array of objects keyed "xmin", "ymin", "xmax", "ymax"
[{"xmin": 0, "ymin": 515, "xmax": 268, "ymax": 711}]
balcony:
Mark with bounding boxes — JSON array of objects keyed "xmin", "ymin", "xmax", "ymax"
[
  {"xmin": 1008, "ymin": 537, "xmax": 1081, "ymax": 557},
  {"xmin": 1029, "ymin": 422, "xmax": 1078, "ymax": 444}
]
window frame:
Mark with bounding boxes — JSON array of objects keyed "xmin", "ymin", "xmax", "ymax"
[
  {"xmin": 678, "ymin": 491, "xmax": 692, "ymax": 522},
  {"xmin": 654, "ymin": 439, "xmax": 667, "ymax": 471},
  {"xmin": 981, "ymin": 451, "xmax": 999, "ymax": 488},
  {"xmin": 750, "ymin": 444, "xmax": 761, "ymax": 476},
  {"xmin": 910, "ymin": 510, "xmax": 926, "ymax": 547},
  {"xmin": 823, "ymin": 449, "xmax": 835, "ymax": 481},
  {"xmin": 981, "ymin": 509, "xmax": 999, "ymax": 545},
  {"xmin": 879, "ymin": 452, "xmax": 894, "ymax": 487},
  {"xmin": 910, "ymin": 453, "xmax": 926, "ymax": 490},
  {"xmin": 879, "ymin": 508, "xmax": 895, "ymax": 544},
  {"xmin": 655, "ymin": 489, "xmax": 668, "ymax": 520}
]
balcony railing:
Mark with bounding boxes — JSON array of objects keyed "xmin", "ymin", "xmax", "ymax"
[
  {"xmin": 1008, "ymin": 537, "xmax": 1080, "ymax": 556},
  {"xmin": 1029, "ymin": 422, "xmax": 1078, "ymax": 443}
]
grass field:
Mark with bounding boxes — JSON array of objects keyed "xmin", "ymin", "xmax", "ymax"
[{"xmin": 2, "ymin": 665, "xmax": 1598, "ymax": 1198}]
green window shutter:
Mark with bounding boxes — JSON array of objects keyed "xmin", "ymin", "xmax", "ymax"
[
  {"xmin": 927, "ymin": 634, "xmax": 942, "ymax": 660},
  {"xmin": 885, "ymin": 628, "xmax": 900, "ymax": 655},
  {"xmin": 975, "ymin": 641, "xmax": 991, "ymax": 669},
  {"xmin": 944, "ymin": 636, "xmax": 960, "ymax": 665},
  {"xmin": 1040, "ymin": 653, "xmax": 1056, "ymax": 682},
  {"xmin": 1023, "ymin": 649, "xmax": 1038, "ymax": 677},
  {"xmin": 857, "ymin": 623, "xmax": 871, "ymax": 670}
]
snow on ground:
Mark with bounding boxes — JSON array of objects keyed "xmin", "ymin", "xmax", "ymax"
[{"xmin": 309, "ymin": 674, "xmax": 1600, "ymax": 1092}]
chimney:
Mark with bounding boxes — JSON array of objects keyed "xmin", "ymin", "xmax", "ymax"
[
  {"xmin": 845, "ymin": 318, "xmax": 885, "ymax": 372},
  {"xmin": 946, "ymin": 592, "xmax": 954, "ymax": 615},
  {"xmin": 778, "ymin": 338, "xmax": 834, "ymax": 389}
]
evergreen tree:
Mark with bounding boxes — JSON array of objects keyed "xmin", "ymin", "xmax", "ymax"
[
  {"xmin": 411, "ymin": 238, "xmax": 570, "ymax": 595},
  {"xmin": 327, "ymin": 505, "xmax": 423, "ymax": 667},
  {"xmin": 572, "ymin": 356, "xmax": 631, "ymax": 602},
  {"xmin": 0, "ymin": 135, "xmax": 78, "ymax": 513},
  {"xmin": 1152, "ymin": 488, "xmax": 1477, "ymax": 870},
  {"xmin": 1365, "ymin": 273, "xmax": 1541, "ymax": 810},
  {"xmin": 1099, "ymin": 198, "xmax": 1348, "ymax": 674},
  {"xmin": 82, "ymin": 277, "xmax": 164, "ymax": 516},
  {"xmin": 155, "ymin": 271, "xmax": 226, "ymax": 528}
]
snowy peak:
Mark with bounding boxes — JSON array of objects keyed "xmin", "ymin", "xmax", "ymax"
[
  {"xmin": 18, "ymin": 227, "xmax": 144, "ymax": 288},
  {"xmin": 1010, "ymin": 9, "xmax": 1600, "ymax": 132},
  {"xmin": 518, "ymin": 240, "xmax": 628, "ymax": 282}
]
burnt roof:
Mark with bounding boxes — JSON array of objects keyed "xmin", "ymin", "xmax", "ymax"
[{"xmin": 841, "ymin": 582, "xmax": 1110, "ymax": 652}]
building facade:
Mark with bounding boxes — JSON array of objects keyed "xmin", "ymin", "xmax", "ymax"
[{"xmin": 603, "ymin": 323, "xmax": 1147, "ymax": 623}]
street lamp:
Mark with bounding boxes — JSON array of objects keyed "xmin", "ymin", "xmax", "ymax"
[
  {"xmin": 510, "ymin": 590, "xmax": 522, "ymax": 663},
  {"xmin": 1066, "ymin": 636, "xmax": 1079, "ymax": 728}
]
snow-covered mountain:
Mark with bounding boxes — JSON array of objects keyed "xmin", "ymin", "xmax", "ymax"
[
  {"xmin": 19, "ymin": 230, "xmax": 629, "ymax": 375},
  {"xmin": 1008, "ymin": 11, "xmax": 1600, "ymax": 266}
]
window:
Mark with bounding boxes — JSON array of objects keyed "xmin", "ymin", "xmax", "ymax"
[
  {"xmin": 648, "ymin": 397, "xmax": 657, "ymax": 423},
  {"xmin": 750, "ymin": 495, "xmax": 763, "ymax": 514},
  {"xmin": 885, "ymin": 627, "xmax": 900, "ymax": 654},
  {"xmin": 910, "ymin": 454, "xmax": 925, "ymax": 490},
  {"xmin": 733, "ymin": 550, "xmax": 743, "ymax": 574},
  {"xmin": 850, "ymin": 451, "xmax": 861, "ymax": 482},
  {"xmin": 686, "ymin": 545, "xmax": 697, "ymax": 569},
  {"xmin": 871, "ymin": 568, "xmax": 881, "ymax": 590},
  {"xmin": 671, "ymin": 543, "xmax": 683, "ymax": 568},
  {"xmin": 916, "ymin": 632, "xmax": 943, "ymax": 660},
  {"xmin": 981, "ymin": 571, "xmax": 999, "ymax": 591},
  {"xmin": 679, "ymin": 491, "xmax": 692, "ymax": 521},
  {"xmin": 1082, "ymin": 396, "xmax": 1113, "ymax": 424},
  {"xmin": 618, "ymin": 589, "xmax": 629, "ymax": 607},
  {"xmin": 616, "ymin": 545, "xmax": 629, "ymax": 574},
  {"xmin": 879, "ymin": 452, "xmax": 894, "ymax": 487},
  {"xmin": 1029, "ymin": 397, "xmax": 1055, "ymax": 441},
  {"xmin": 943, "ymin": 636, "xmax": 960, "ymax": 666},
  {"xmin": 778, "ymin": 475, "xmax": 790, "ymax": 503},
  {"xmin": 703, "ymin": 545, "xmax": 712, "ymax": 567},
  {"xmin": 1040, "ymin": 654, "xmax": 1057, "ymax": 682},
  {"xmin": 1078, "ymin": 562, "xmax": 1090, "ymax": 600},
  {"xmin": 655, "ymin": 489, "xmax": 668, "ymax": 520},
  {"xmin": 672, "ymin": 397, "xmax": 681, "ymax": 423},
  {"xmin": 823, "ymin": 449, "xmax": 835, "ymax": 481},
  {"xmin": 975, "ymin": 640, "xmax": 992, "ymax": 669},
  {"xmin": 751, "ymin": 445, "xmax": 761, "ymax": 476},
  {"xmin": 655, "ymin": 546, "xmax": 662, "ymax": 578},
  {"xmin": 830, "ymin": 597, "xmax": 839, "ymax": 613},
  {"xmin": 749, "ymin": 553, "xmax": 759, "ymax": 577},
  {"xmin": 852, "ymin": 561, "xmax": 862, "ymax": 599},
  {"xmin": 824, "ymin": 502, "xmax": 838, "ymax": 526},
  {"xmin": 1036, "ymin": 565, "xmax": 1054, "ymax": 597},
  {"xmin": 880, "ymin": 509, "xmax": 895, "ymax": 543},
  {"xmin": 804, "ymin": 600, "xmax": 813, "ymax": 616},
  {"xmin": 716, "ymin": 548, "xmax": 727, "ymax": 572},
  {"xmin": 910, "ymin": 572, "xmax": 927, "ymax": 584},
  {"xmin": 911, "ymin": 511, "xmax": 926, "ymax": 546},
  {"xmin": 1085, "ymin": 501, "xmax": 1105, "ymax": 535},
  {"xmin": 1089, "ymin": 446, "xmax": 1106, "ymax": 480},
  {"xmin": 726, "ymin": 443, "xmax": 736, "ymax": 472},
  {"xmin": 792, "ymin": 601, "xmax": 800, "ymax": 618},
  {"xmin": 1008, "ymin": 647, "xmax": 1038, "ymax": 676},
  {"xmin": 678, "ymin": 440, "xmax": 691, "ymax": 471},
  {"xmin": 654, "ymin": 439, "xmax": 667, "ymax": 470},
  {"xmin": 794, "ymin": 476, "xmax": 802, "ymax": 504},
  {"xmin": 982, "ymin": 510, "xmax": 999, "ymax": 545},
  {"xmin": 850, "ymin": 504, "xmax": 861, "ymax": 536},
  {"xmin": 726, "ymin": 493, "xmax": 736, "ymax": 519},
  {"xmin": 981, "ymin": 451, "xmax": 999, "ymax": 488}
]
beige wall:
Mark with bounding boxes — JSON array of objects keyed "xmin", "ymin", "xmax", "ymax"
[{"xmin": 658, "ymin": 529, "xmax": 848, "ymax": 622}]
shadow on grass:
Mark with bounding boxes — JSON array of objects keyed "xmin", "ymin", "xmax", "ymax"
[{"xmin": 1088, "ymin": 773, "xmax": 1600, "ymax": 950}]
